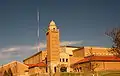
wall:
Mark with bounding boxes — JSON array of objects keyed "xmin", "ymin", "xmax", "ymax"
[
  {"xmin": 0, "ymin": 61, "xmax": 28, "ymax": 76},
  {"xmin": 72, "ymin": 61, "xmax": 120, "ymax": 72},
  {"xmin": 64, "ymin": 47, "xmax": 79, "ymax": 55},
  {"xmin": 73, "ymin": 48, "xmax": 84, "ymax": 57},
  {"xmin": 84, "ymin": 47, "xmax": 111, "ymax": 56},
  {"xmin": 29, "ymin": 67, "xmax": 46, "ymax": 75},
  {"xmin": 23, "ymin": 50, "xmax": 47, "ymax": 64},
  {"xmin": 104, "ymin": 62, "xmax": 120, "ymax": 70},
  {"xmin": 60, "ymin": 52, "xmax": 70, "ymax": 72}
]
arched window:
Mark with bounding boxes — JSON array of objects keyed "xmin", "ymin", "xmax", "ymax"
[
  {"xmin": 63, "ymin": 58, "xmax": 64, "ymax": 62},
  {"xmin": 66, "ymin": 59, "xmax": 68, "ymax": 62},
  {"xmin": 53, "ymin": 28, "xmax": 55, "ymax": 30},
  {"xmin": 60, "ymin": 67, "xmax": 67, "ymax": 72},
  {"xmin": 80, "ymin": 67, "xmax": 82, "ymax": 72},
  {"xmin": 60, "ymin": 58, "xmax": 61, "ymax": 62},
  {"xmin": 54, "ymin": 67, "xmax": 56, "ymax": 72}
]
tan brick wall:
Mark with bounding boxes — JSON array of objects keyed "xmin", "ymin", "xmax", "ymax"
[
  {"xmin": 91, "ymin": 61, "xmax": 120, "ymax": 71},
  {"xmin": 42, "ymin": 50, "xmax": 47, "ymax": 60},
  {"xmin": 73, "ymin": 61, "xmax": 120, "ymax": 72},
  {"xmin": 73, "ymin": 49, "xmax": 84, "ymax": 57},
  {"xmin": 104, "ymin": 62, "xmax": 120, "ymax": 70},
  {"xmin": 23, "ymin": 50, "xmax": 47, "ymax": 64},
  {"xmin": 29, "ymin": 67, "xmax": 46, "ymax": 75},
  {"xmin": 84, "ymin": 47, "xmax": 111, "ymax": 56},
  {"xmin": 0, "ymin": 61, "xmax": 28, "ymax": 76},
  {"xmin": 47, "ymin": 30, "xmax": 60, "ymax": 62}
]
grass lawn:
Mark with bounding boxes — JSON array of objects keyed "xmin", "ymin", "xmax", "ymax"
[
  {"xmin": 102, "ymin": 73, "xmax": 120, "ymax": 76},
  {"xmin": 98, "ymin": 70, "xmax": 120, "ymax": 76}
]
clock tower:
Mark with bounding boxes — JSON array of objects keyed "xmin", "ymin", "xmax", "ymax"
[{"xmin": 46, "ymin": 20, "xmax": 60, "ymax": 74}]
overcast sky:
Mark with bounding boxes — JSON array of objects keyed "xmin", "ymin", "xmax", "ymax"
[{"xmin": 0, "ymin": 0, "xmax": 120, "ymax": 65}]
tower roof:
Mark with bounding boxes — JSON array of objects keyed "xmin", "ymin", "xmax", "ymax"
[{"xmin": 49, "ymin": 20, "xmax": 56, "ymax": 26}]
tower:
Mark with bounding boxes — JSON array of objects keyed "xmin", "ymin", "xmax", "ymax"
[{"xmin": 46, "ymin": 20, "xmax": 60, "ymax": 73}]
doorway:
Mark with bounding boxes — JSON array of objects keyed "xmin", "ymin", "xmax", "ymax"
[{"xmin": 60, "ymin": 67, "xmax": 67, "ymax": 72}]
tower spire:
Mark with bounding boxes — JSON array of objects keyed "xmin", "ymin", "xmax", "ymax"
[
  {"xmin": 48, "ymin": 20, "xmax": 57, "ymax": 30},
  {"xmin": 49, "ymin": 20, "xmax": 56, "ymax": 26}
]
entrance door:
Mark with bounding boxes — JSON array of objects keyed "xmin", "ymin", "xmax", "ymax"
[{"xmin": 60, "ymin": 67, "xmax": 67, "ymax": 72}]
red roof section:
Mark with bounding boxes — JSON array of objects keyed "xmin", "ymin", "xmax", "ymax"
[
  {"xmin": 74, "ymin": 56, "xmax": 120, "ymax": 65},
  {"xmin": 25, "ymin": 62, "xmax": 47, "ymax": 68}
]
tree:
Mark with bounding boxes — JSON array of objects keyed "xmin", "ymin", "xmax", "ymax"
[
  {"xmin": 89, "ymin": 48, "xmax": 99, "ymax": 76},
  {"xmin": 105, "ymin": 27, "xmax": 120, "ymax": 57}
]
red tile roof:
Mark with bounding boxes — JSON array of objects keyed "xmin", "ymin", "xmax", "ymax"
[
  {"xmin": 25, "ymin": 62, "xmax": 47, "ymax": 68},
  {"xmin": 74, "ymin": 56, "xmax": 120, "ymax": 65}
]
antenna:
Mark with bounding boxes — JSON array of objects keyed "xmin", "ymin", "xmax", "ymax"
[{"xmin": 37, "ymin": 9, "xmax": 40, "ymax": 52}]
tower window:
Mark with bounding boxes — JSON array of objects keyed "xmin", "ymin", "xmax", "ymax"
[
  {"xmin": 60, "ymin": 58, "xmax": 61, "ymax": 62},
  {"xmin": 63, "ymin": 58, "xmax": 64, "ymax": 62},
  {"xmin": 54, "ymin": 67, "xmax": 56, "ymax": 72},
  {"xmin": 66, "ymin": 59, "xmax": 68, "ymax": 62},
  {"xmin": 53, "ymin": 28, "xmax": 55, "ymax": 30}
]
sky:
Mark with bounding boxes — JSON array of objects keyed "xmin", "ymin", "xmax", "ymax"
[{"xmin": 0, "ymin": 0, "xmax": 120, "ymax": 65}]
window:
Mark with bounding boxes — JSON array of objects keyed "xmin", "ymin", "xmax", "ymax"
[
  {"xmin": 80, "ymin": 67, "xmax": 82, "ymax": 72},
  {"xmin": 63, "ymin": 58, "xmax": 64, "ymax": 62},
  {"xmin": 66, "ymin": 59, "xmax": 68, "ymax": 62},
  {"xmin": 69, "ymin": 55, "xmax": 73, "ymax": 56},
  {"xmin": 60, "ymin": 58, "xmax": 61, "ymax": 62},
  {"xmin": 54, "ymin": 67, "xmax": 56, "ymax": 72},
  {"xmin": 53, "ymin": 28, "xmax": 55, "ymax": 31}
]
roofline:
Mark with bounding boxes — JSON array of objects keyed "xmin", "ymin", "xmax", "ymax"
[
  {"xmin": 60, "ymin": 46, "xmax": 82, "ymax": 48},
  {"xmin": 84, "ymin": 46, "xmax": 110, "ymax": 49},
  {"xmin": 0, "ymin": 61, "xmax": 28, "ymax": 68},
  {"xmin": 72, "ymin": 47, "xmax": 84, "ymax": 52},
  {"xmin": 23, "ymin": 50, "xmax": 46, "ymax": 62},
  {"xmin": 74, "ymin": 56, "xmax": 120, "ymax": 65},
  {"xmin": 25, "ymin": 62, "xmax": 47, "ymax": 68},
  {"xmin": 60, "ymin": 46, "xmax": 110, "ymax": 49},
  {"xmin": 74, "ymin": 60, "xmax": 120, "ymax": 65}
]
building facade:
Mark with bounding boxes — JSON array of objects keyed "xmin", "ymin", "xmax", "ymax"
[
  {"xmin": 23, "ymin": 21, "xmax": 120, "ymax": 74},
  {"xmin": 2, "ymin": 20, "xmax": 120, "ymax": 75},
  {"xmin": 0, "ymin": 61, "xmax": 29, "ymax": 76},
  {"xmin": 71, "ymin": 47, "xmax": 120, "ymax": 72},
  {"xmin": 23, "ymin": 21, "xmax": 80, "ymax": 74}
]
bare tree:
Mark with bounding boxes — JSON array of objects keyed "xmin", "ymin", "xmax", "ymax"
[
  {"xmin": 89, "ymin": 48, "xmax": 99, "ymax": 76},
  {"xmin": 105, "ymin": 27, "xmax": 120, "ymax": 57}
]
